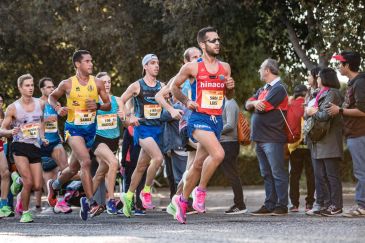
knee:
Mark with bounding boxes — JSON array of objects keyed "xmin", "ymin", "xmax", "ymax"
[
  {"xmin": 192, "ymin": 161, "xmax": 203, "ymax": 172},
  {"xmin": 22, "ymin": 177, "xmax": 33, "ymax": 190},
  {"xmin": 0, "ymin": 169, "xmax": 10, "ymax": 180},
  {"xmin": 80, "ymin": 158, "xmax": 92, "ymax": 170},
  {"xmin": 109, "ymin": 159, "xmax": 118, "ymax": 171},
  {"xmin": 212, "ymin": 148, "xmax": 225, "ymax": 164},
  {"xmin": 33, "ymin": 183, "xmax": 42, "ymax": 191},
  {"xmin": 153, "ymin": 155, "xmax": 164, "ymax": 164}
]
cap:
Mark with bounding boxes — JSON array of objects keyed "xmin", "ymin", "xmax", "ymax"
[
  {"xmin": 142, "ymin": 54, "xmax": 158, "ymax": 66},
  {"xmin": 294, "ymin": 84, "xmax": 308, "ymax": 94},
  {"xmin": 332, "ymin": 54, "xmax": 347, "ymax": 62},
  {"xmin": 332, "ymin": 51, "xmax": 361, "ymax": 68}
]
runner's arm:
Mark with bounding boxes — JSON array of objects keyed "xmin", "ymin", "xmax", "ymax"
[
  {"xmin": 171, "ymin": 63, "xmax": 198, "ymax": 110},
  {"xmin": 222, "ymin": 62, "xmax": 235, "ymax": 99},
  {"xmin": 96, "ymin": 78, "xmax": 111, "ymax": 111},
  {"xmin": 0, "ymin": 104, "xmax": 19, "ymax": 137},
  {"xmin": 119, "ymin": 82, "xmax": 139, "ymax": 118},
  {"xmin": 155, "ymin": 78, "xmax": 183, "ymax": 120},
  {"xmin": 49, "ymin": 80, "xmax": 68, "ymax": 116}
]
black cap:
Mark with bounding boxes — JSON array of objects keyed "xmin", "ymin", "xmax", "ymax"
[{"xmin": 294, "ymin": 84, "xmax": 308, "ymax": 95}]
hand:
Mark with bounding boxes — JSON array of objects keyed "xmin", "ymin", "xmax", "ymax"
[
  {"xmin": 86, "ymin": 99, "xmax": 97, "ymax": 110},
  {"xmin": 56, "ymin": 106, "xmax": 68, "ymax": 117},
  {"xmin": 128, "ymin": 115, "xmax": 140, "ymax": 126},
  {"xmin": 11, "ymin": 127, "xmax": 20, "ymax": 136},
  {"xmin": 326, "ymin": 102, "xmax": 340, "ymax": 116},
  {"xmin": 253, "ymin": 100, "xmax": 266, "ymax": 111},
  {"xmin": 306, "ymin": 106, "xmax": 318, "ymax": 116},
  {"xmin": 186, "ymin": 100, "xmax": 199, "ymax": 111},
  {"xmin": 225, "ymin": 77, "xmax": 235, "ymax": 90},
  {"xmin": 118, "ymin": 109, "xmax": 126, "ymax": 121},
  {"xmin": 169, "ymin": 108, "xmax": 184, "ymax": 120},
  {"xmin": 41, "ymin": 138, "xmax": 49, "ymax": 146}
]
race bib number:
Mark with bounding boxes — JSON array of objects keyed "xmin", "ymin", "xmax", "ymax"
[
  {"xmin": 97, "ymin": 114, "xmax": 118, "ymax": 130},
  {"xmin": 201, "ymin": 90, "xmax": 224, "ymax": 109},
  {"xmin": 144, "ymin": 104, "xmax": 162, "ymax": 119},
  {"xmin": 45, "ymin": 116, "xmax": 58, "ymax": 133},
  {"xmin": 21, "ymin": 123, "xmax": 40, "ymax": 139},
  {"xmin": 74, "ymin": 110, "xmax": 96, "ymax": 125}
]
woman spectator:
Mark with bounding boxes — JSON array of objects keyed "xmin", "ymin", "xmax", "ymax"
[{"xmin": 305, "ymin": 67, "xmax": 344, "ymax": 216}]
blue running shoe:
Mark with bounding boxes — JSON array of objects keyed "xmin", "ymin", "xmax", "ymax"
[
  {"xmin": 79, "ymin": 197, "xmax": 90, "ymax": 221},
  {"xmin": 106, "ymin": 199, "xmax": 117, "ymax": 215}
]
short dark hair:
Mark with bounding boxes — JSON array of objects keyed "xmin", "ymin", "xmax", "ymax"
[
  {"xmin": 72, "ymin": 50, "xmax": 91, "ymax": 68},
  {"xmin": 197, "ymin": 27, "xmax": 217, "ymax": 44},
  {"xmin": 310, "ymin": 66, "xmax": 321, "ymax": 88},
  {"xmin": 39, "ymin": 77, "xmax": 53, "ymax": 89},
  {"xmin": 319, "ymin": 67, "xmax": 340, "ymax": 89},
  {"xmin": 340, "ymin": 51, "xmax": 361, "ymax": 72}
]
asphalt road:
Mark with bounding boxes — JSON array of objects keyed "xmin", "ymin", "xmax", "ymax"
[{"xmin": 1, "ymin": 186, "xmax": 364, "ymax": 243}]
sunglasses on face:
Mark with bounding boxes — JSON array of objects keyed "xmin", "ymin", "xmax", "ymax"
[{"xmin": 205, "ymin": 38, "xmax": 221, "ymax": 44}]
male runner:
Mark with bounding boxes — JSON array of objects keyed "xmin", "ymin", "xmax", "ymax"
[
  {"xmin": 37, "ymin": 77, "xmax": 70, "ymax": 213},
  {"xmin": 47, "ymin": 50, "xmax": 111, "ymax": 221},
  {"xmin": 154, "ymin": 47, "xmax": 202, "ymax": 217},
  {"xmin": 0, "ymin": 94, "xmax": 14, "ymax": 218},
  {"xmin": 119, "ymin": 54, "xmax": 164, "ymax": 217},
  {"xmin": 1, "ymin": 74, "xmax": 47, "ymax": 223},
  {"xmin": 170, "ymin": 27, "xmax": 235, "ymax": 224}
]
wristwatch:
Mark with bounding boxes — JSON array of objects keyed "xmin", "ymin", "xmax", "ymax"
[{"xmin": 339, "ymin": 107, "xmax": 344, "ymax": 115}]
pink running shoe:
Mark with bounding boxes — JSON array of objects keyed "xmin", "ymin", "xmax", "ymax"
[
  {"xmin": 53, "ymin": 200, "xmax": 72, "ymax": 214},
  {"xmin": 192, "ymin": 187, "xmax": 206, "ymax": 213},
  {"xmin": 15, "ymin": 193, "xmax": 23, "ymax": 215},
  {"xmin": 140, "ymin": 191, "xmax": 155, "ymax": 209},
  {"xmin": 172, "ymin": 195, "xmax": 188, "ymax": 224}
]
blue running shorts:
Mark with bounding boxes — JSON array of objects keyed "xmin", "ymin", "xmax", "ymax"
[
  {"xmin": 133, "ymin": 125, "xmax": 162, "ymax": 146},
  {"xmin": 187, "ymin": 112, "xmax": 223, "ymax": 143},
  {"xmin": 64, "ymin": 122, "xmax": 96, "ymax": 149}
]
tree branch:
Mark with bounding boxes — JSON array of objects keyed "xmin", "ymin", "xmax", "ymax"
[{"xmin": 279, "ymin": 15, "xmax": 315, "ymax": 70}]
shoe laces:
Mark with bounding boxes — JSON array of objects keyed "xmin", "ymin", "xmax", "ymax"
[
  {"xmin": 327, "ymin": 205, "xmax": 337, "ymax": 211},
  {"xmin": 143, "ymin": 192, "xmax": 152, "ymax": 204},
  {"xmin": 196, "ymin": 190, "xmax": 206, "ymax": 204}
]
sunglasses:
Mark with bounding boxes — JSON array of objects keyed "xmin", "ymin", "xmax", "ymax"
[{"xmin": 205, "ymin": 38, "xmax": 221, "ymax": 44}]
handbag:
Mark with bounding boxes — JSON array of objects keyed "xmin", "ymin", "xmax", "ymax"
[{"xmin": 303, "ymin": 116, "xmax": 331, "ymax": 143}]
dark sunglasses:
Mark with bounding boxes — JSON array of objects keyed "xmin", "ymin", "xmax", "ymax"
[{"xmin": 205, "ymin": 38, "xmax": 220, "ymax": 44}]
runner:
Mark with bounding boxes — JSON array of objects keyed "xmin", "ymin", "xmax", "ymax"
[
  {"xmin": 154, "ymin": 47, "xmax": 202, "ymax": 217},
  {"xmin": 0, "ymin": 73, "xmax": 47, "ymax": 223},
  {"xmin": 170, "ymin": 27, "xmax": 235, "ymax": 224},
  {"xmin": 90, "ymin": 71, "xmax": 121, "ymax": 215},
  {"xmin": 36, "ymin": 77, "xmax": 70, "ymax": 213},
  {"xmin": 119, "ymin": 54, "xmax": 164, "ymax": 217},
  {"xmin": 0, "ymin": 94, "xmax": 14, "ymax": 218},
  {"xmin": 47, "ymin": 50, "xmax": 111, "ymax": 221}
]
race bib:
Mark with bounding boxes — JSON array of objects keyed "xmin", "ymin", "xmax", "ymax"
[
  {"xmin": 74, "ymin": 110, "xmax": 96, "ymax": 125},
  {"xmin": 97, "ymin": 114, "xmax": 118, "ymax": 130},
  {"xmin": 21, "ymin": 123, "xmax": 40, "ymax": 139},
  {"xmin": 45, "ymin": 116, "xmax": 58, "ymax": 133},
  {"xmin": 201, "ymin": 90, "xmax": 224, "ymax": 109},
  {"xmin": 144, "ymin": 104, "xmax": 162, "ymax": 119}
]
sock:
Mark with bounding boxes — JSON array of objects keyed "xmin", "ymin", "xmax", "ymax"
[
  {"xmin": 0, "ymin": 198, "xmax": 7, "ymax": 207},
  {"xmin": 23, "ymin": 210, "xmax": 29, "ymax": 214},
  {"xmin": 180, "ymin": 195, "xmax": 188, "ymax": 204},
  {"xmin": 143, "ymin": 185, "xmax": 151, "ymax": 193},
  {"xmin": 197, "ymin": 186, "xmax": 206, "ymax": 192},
  {"xmin": 126, "ymin": 190, "xmax": 134, "ymax": 200},
  {"xmin": 88, "ymin": 197, "xmax": 95, "ymax": 205},
  {"xmin": 52, "ymin": 179, "xmax": 62, "ymax": 190}
]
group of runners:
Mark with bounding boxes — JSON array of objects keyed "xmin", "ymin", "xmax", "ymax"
[{"xmin": 0, "ymin": 26, "xmax": 235, "ymax": 224}]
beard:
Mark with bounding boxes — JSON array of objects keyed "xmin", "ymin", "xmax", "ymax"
[{"xmin": 205, "ymin": 46, "xmax": 219, "ymax": 57}]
